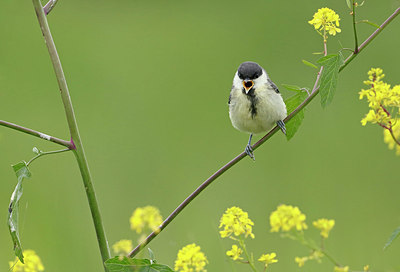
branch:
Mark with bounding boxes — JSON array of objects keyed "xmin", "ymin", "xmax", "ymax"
[
  {"xmin": 0, "ymin": 120, "xmax": 72, "ymax": 148},
  {"xmin": 128, "ymin": 6, "xmax": 400, "ymax": 258},
  {"xmin": 43, "ymin": 0, "xmax": 58, "ymax": 15},
  {"xmin": 352, "ymin": 0, "xmax": 359, "ymax": 53},
  {"xmin": 340, "ymin": 6, "xmax": 400, "ymax": 72},
  {"xmin": 31, "ymin": 0, "xmax": 111, "ymax": 268}
]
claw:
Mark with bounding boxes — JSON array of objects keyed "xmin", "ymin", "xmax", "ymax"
[
  {"xmin": 276, "ymin": 120, "xmax": 286, "ymax": 135},
  {"xmin": 245, "ymin": 134, "xmax": 255, "ymax": 160},
  {"xmin": 245, "ymin": 144, "xmax": 255, "ymax": 160}
]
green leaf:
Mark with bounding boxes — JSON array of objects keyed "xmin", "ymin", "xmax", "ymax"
[
  {"xmin": 357, "ymin": 20, "xmax": 380, "ymax": 29},
  {"xmin": 8, "ymin": 161, "xmax": 31, "ymax": 263},
  {"xmin": 346, "ymin": 0, "xmax": 352, "ymax": 9},
  {"xmin": 105, "ymin": 257, "xmax": 174, "ymax": 272},
  {"xmin": 281, "ymin": 84, "xmax": 302, "ymax": 92},
  {"xmin": 284, "ymin": 91, "xmax": 308, "ymax": 140},
  {"xmin": 317, "ymin": 54, "xmax": 344, "ymax": 108},
  {"xmin": 148, "ymin": 248, "xmax": 156, "ymax": 262},
  {"xmin": 384, "ymin": 226, "xmax": 400, "ymax": 250},
  {"xmin": 302, "ymin": 59, "xmax": 318, "ymax": 69}
]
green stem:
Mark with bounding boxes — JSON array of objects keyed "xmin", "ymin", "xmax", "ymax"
[
  {"xmin": 340, "ymin": 7, "xmax": 400, "ymax": 72},
  {"xmin": 352, "ymin": 0, "xmax": 359, "ymax": 53},
  {"xmin": 239, "ymin": 238, "xmax": 258, "ymax": 272},
  {"xmin": 27, "ymin": 148, "xmax": 70, "ymax": 166},
  {"xmin": 32, "ymin": 0, "xmax": 111, "ymax": 269},
  {"xmin": 0, "ymin": 120, "xmax": 72, "ymax": 148},
  {"xmin": 128, "ymin": 6, "xmax": 400, "ymax": 257}
]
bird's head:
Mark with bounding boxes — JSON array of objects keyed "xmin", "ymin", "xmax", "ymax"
[{"xmin": 235, "ymin": 61, "xmax": 266, "ymax": 95}]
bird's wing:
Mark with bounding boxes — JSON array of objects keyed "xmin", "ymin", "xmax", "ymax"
[{"xmin": 268, "ymin": 79, "xmax": 280, "ymax": 93}]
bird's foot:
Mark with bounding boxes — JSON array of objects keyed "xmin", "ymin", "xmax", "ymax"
[{"xmin": 245, "ymin": 144, "xmax": 255, "ymax": 161}]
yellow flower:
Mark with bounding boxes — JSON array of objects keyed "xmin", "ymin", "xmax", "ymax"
[
  {"xmin": 258, "ymin": 253, "xmax": 278, "ymax": 268},
  {"xmin": 130, "ymin": 206, "xmax": 163, "ymax": 234},
  {"xmin": 313, "ymin": 218, "xmax": 335, "ymax": 238},
  {"xmin": 334, "ymin": 266, "xmax": 349, "ymax": 272},
  {"xmin": 219, "ymin": 206, "xmax": 255, "ymax": 239},
  {"xmin": 364, "ymin": 265, "xmax": 370, "ymax": 272},
  {"xmin": 226, "ymin": 245, "xmax": 243, "ymax": 260},
  {"xmin": 308, "ymin": 7, "xmax": 341, "ymax": 39},
  {"xmin": 174, "ymin": 243, "xmax": 208, "ymax": 272},
  {"xmin": 270, "ymin": 204, "xmax": 307, "ymax": 232},
  {"xmin": 112, "ymin": 239, "xmax": 133, "ymax": 256},
  {"xmin": 295, "ymin": 256, "xmax": 308, "ymax": 267},
  {"xmin": 384, "ymin": 121, "xmax": 400, "ymax": 155},
  {"xmin": 9, "ymin": 250, "xmax": 44, "ymax": 272}
]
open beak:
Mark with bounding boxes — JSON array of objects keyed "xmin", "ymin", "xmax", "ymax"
[{"xmin": 243, "ymin": 80, "xmax": 254, "ymax": 94}]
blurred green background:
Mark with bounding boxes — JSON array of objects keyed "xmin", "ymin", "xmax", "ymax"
[{"xmin": 1, "ymin": 0, "xmax": 400, "ymax": 271}]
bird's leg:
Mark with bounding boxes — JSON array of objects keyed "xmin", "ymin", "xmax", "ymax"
[
  {"xmin": 245, "ymin": 133, "xmax": 255, "ymax": 160},
  {"xmin": 276, "ymin": 120, "xmax": 286, "ymax": 135}
]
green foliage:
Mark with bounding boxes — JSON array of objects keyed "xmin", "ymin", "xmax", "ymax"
[
  {"xmin": 8, "ymin": 161, "xmax": 32, "ymax": 263},
  {"xmin": 105, "ymin": 257, "xmax": 173, "ymax": 272},
  {"xmin": 317, "ymin": 54, "xmax": 344, "ymax": 108},
  {"xmin": 383, "ymin": 226, "xmax": 400, "ymax": 250},
  {"xmin": 283, "ymin": 87, "xmax": 308, "ymax": 141},
  {"xmin": 302, "ymin": 60, "xmax": 318, "ymax": 69},
  {"xmin": 357, "ymin": 20, "xmax": 380, "ymax": 29}
]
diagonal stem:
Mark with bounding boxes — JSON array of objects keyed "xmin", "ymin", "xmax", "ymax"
[
  {"xmin": 0, "ymin": 120, "xmax": 72, "ymax": 148},
  {"xmin": 31, "ymin": 0, "xmax": 110, "ymax": 269},
  {"xmin": 128, "ymin": 6, "xmax": 400, "ymax": 258}
]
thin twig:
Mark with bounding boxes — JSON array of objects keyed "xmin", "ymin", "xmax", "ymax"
[
  {"xmin": 128, "ymin": 6, "xmax": 400, "ymax": 258},
  {"xmin": 352, "ymin": 0, "xmax": 359, "ymax": 53},
  {"xmin": 340, "ymin": 6, "xmax": 400, "ymax": 72},
  {"xmin": 43, "ymin": 0, "xmax": 58, "ymax": 15},
  {"xmin": 27, "ymin": 148, "xmax": 70, "ymax": 166},
  {"xmin": 0, "ymin": 120, "xmax": 72, "ymax": 148},
  {"xmin": 31, "ymin": 0, "xmax": 110, "ymax": 269}
]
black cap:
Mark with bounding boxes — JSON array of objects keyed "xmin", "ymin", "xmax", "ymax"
[{"xmin": 237, "ymin": 61, "xmax": 263, "ymax": 80}]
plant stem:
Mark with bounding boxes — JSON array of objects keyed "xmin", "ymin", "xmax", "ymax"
[
  {"xmin": 43, "ymin": 0, "xmax": 58, "ymax": 15},
  {"xmin": 32, "ymin": 0, "xmax": 110, "ymax": 269},
  {"xmin": 0, "ymin": 120, "xmax": 72, "ymax": 148},
  {"xmin": 352, "ymin": 0, "xmax": 359, "ymax": 53},
  {"xmin": 128, "ymin": 6, "xmax": 400, "ymax": 257},
  {"xmin": 340, "ymin": 6, "xmax": 400, "ymax": 72},
  {"xmin": 27, "ymin": 148, "xmax": 70, "ymax": 166},
  {"xmin": 239, "ymin": 238, "xmax": 258, "ymax": 272}
]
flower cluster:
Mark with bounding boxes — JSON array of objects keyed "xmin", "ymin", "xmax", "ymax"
[
  {"xmin": 219, "ymin": 206, "xmax": 255, "ymax": 239},
  {"xmin": 130, "ymin": 205, "xmax": 163, "ymax": 234},
  {"xmin": 174, "ymin": 243, "xmax": 208, "ymax": 272},
  {"xmin": 313, "ymin": 218, "xmax": 335, "ymax": 238},
  {"xmin": 258, "ymin": 253, "xmax": 278, "ymax": 268},
  {"xmin": 334, "ymin": 266, "xmax": 350, "ymax": 272},
  {"xmin": 226, "ymin": 245, "xmax": 243, "ymax": 260},
  {"xmin": 359, "ymin": 68, "xmax": 400, "ymax": 155},
  {"xmin": 295, "ymin": 251, "xmax": 323, "ymax": 267},
  {"xmin": 112, "ymin": 239, "xmax": 133, "ymax": 256},
  {"xmin": 308, "ymin": 7, "xmax": 341, "ymax": 40},
  {"xmin": 270, "ymin": 204, "xmax": 307, "ymax": 232},
  {"xmin": 9, "ymin": 250, "xmax": 44, "ymax": 272}
]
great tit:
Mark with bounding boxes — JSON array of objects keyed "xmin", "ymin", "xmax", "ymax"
[{"xmin": 228, "ymin": 61, "xmax": 287, "ymax": 160}]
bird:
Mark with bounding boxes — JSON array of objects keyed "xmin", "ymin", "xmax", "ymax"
[{"xmin": 228, "ymin": 61, "xmax": 287, "ymax": 160}]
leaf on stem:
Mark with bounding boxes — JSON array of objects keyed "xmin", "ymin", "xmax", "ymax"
[
  {"xmin": 317, "ymin": 54, "xmax": 344, "ymax": 108},
  {"xmin": 357, "ymin": 20, "xmax": 380, "ymax": 29},
  {"xmin": 346, "ymin": 0, "xmax": 352, "ymax": 9},
  {"xmin": 302, "ymin": 60, "xmax": 318, "ymax": 69},
  {"xmin": 8, "ymin": 161, "xmax": 32, "ymax": 263},
  {"xmin": 105, "ymin": 257, "xmax": 173, "ymax": 272},
  {"xmin": 284, "ymin": 91, "xmax": 308, "ymax": 140},
  {"xmin": 383, "ymin": 226, "xmax": 400, "ymax": 250},
  {"xmin": 282, "ymin": 84, "xmax": 303, "ymax": 92}
]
